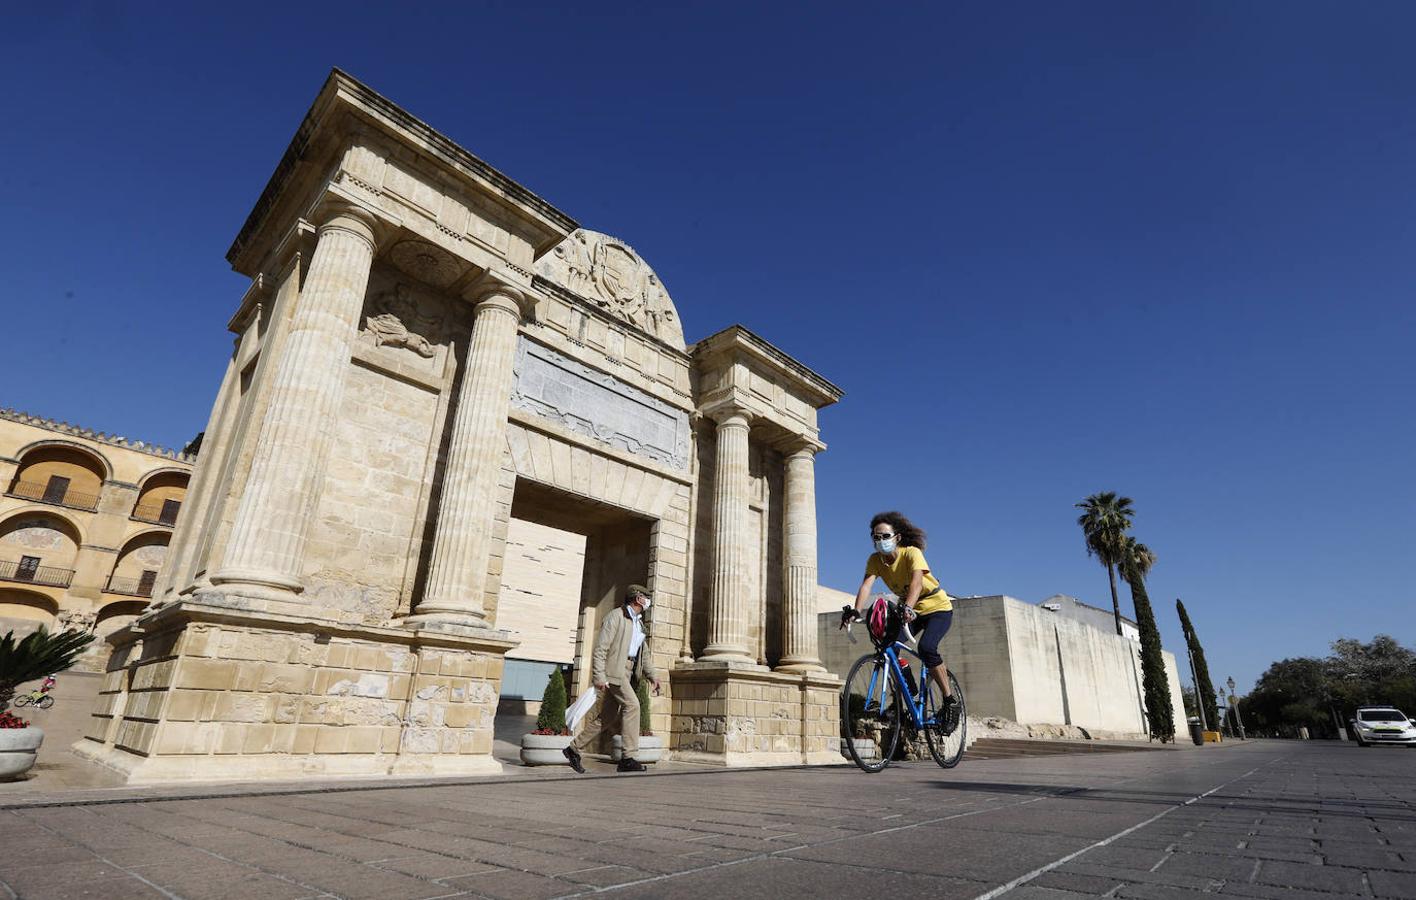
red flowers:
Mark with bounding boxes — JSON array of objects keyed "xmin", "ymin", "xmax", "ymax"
[{"xmin": 0, "ymin": 711, "xmax": 29, "ymax": 729}]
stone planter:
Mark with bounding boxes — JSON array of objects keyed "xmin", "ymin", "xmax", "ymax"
[
  {"xmin": 610, "ymin": 734, "xmax": 664, "ymax": 764},
  {"xmin": 520, "ymin": 733, "xmax": 573, "ymax": 766},
  {"xmin": 841, "ymin": 737, "xmax": 879, "ymax": 761},
  {"xmin": 0, "ymin": 726, "xmax": 43, "ymax": 781}
]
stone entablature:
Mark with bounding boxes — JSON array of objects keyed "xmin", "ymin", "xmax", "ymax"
[
  {"xmin": 228, "ymin": 70, "xmax": 575, "ymax": 283},
  {"xmin": 691, "ymin": 325, "xmax": 841, "ymax": 449}
]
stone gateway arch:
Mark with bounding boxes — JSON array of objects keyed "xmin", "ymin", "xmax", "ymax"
[{"xmin": 76, "ymin": 70, "xmax": 843, "ymax": 783}]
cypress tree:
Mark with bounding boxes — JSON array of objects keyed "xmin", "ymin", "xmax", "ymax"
[
  {"xmin": 637, "ymin": 677, "xmax": 653, "ymax": 735},
  {"xmin": 1123, "ymin": 556, "xmax": 1175, "ymax": 742},
  {"xmin": 1176, "ymin": 599, "xmax": 1220, "ymax": 731},
  {"xmin": 536, "ymin": 667, "xmax": 568, "ymax": 734}
]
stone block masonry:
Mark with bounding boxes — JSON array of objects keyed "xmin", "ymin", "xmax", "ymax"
[
  {"xmin": 669, "ymin": 663, "xmax": 840, "ymax": 767},
  {"xmin": 74, "ymin": 598, "xmax": 513, "ymax": 783}
]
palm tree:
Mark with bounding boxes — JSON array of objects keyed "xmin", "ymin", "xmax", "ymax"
[
  {"xmin": 1119, "ymin": 536, "xmax": 1174, "ymax": 742},
  {"xmin": 0, "ymin": 627, "xmax": 95, "ymax": 711},
  {"xmin": 1075, "ymin": 492, "xmax": 1135, "ymax": 636}
]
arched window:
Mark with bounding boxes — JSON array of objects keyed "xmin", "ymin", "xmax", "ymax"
[{"xmin": 7, "ymin": 444, "xmax": 108, "ymax": 512}]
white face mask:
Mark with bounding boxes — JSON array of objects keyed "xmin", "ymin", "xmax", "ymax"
[
  {"xmin": 873, "ymin": 536, "xmax": 897, "ymax": 555},
  {"xmin": 636, "ymin": 596, "xmax": 652, "ymax": 612}
]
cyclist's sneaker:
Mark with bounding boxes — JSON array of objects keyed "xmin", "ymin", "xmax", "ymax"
[{"xmin": 941, "ymin": 694, "xmax": 961, "ymax": 735}]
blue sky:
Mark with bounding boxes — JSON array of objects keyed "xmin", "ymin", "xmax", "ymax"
[{"xmin": 2, "ymin": 3, "xmax": 1412, "ymax": 693}]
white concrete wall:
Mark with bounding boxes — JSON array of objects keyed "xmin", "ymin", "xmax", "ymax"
[
  {"xmin": 930, "ymin": 595, "xmax": 1018, "ymax": 721},
  {"xmin": 817, "ymin": 584, "xmax": 854, "ymax": 615},
  {"xmin": 1002, "ymin": 600, "xmax": 1067, "ymax": 725}
]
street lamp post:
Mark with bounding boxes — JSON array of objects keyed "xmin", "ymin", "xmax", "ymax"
[
  {"xmin": 1227, "ymin": 676, "xmax": 1246, "ymax": 740},
  {"xmin": 1186, "ymin": 643, "xmax": 1208, "ymax": 733}
]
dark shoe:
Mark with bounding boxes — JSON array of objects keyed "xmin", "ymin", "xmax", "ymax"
[
  {"xmin": 941, "ymin": 695, "xmax": 961, "ymax": 735},
  {"xmin": 616, "ymin": 757, "xmax": 647, "ymax": 773},
  {"xmin": 562, "ymin": 745, "xmax": 585, "ymax": 774}
]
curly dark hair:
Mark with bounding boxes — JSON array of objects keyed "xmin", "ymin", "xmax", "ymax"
[{"xmin": 870, "ymin": 511, "xmax": 926, "ymax": 550}]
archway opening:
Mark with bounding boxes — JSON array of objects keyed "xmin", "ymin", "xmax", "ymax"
[
  {"xmin": 8, "ymin": 445, "xmax": 106, "ymax": 511},
  {"xmin": 106, "ymin": 532, "xmax": 170, "ymax": 598},
  {"xmin": 0, "ymin": 588, "xmax": 59, "ymax": 637},
  {"xmin": 133, "ymin": 471, "xmax": 190, "ymax": 526},
  {"xmin": 495, "ymin": 480, "xmax": 654, "ymax": 732},
  {"xmin": 0, "ymin": 511, "xmax": 82, "ymax": 588}
]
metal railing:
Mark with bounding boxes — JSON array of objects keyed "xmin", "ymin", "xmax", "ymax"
[
  {"xmin": 104, "ymin": 574, "xmax": 155, "ymax": 598},
  {"xmin": 5, "ymin": 480, "xmax": 101, "ymax": 512},
  {"xmin": 131, "ymin": 500, "xmax": 181, "ymax": 526},
  {"xmin": 0, "ymin": 558, "xmax": 75, "ymax": 588}
]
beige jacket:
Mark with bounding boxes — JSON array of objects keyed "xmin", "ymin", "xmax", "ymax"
[{"xmin": 591, "ymin": 606, "xmax": 660, "ymax": 687}]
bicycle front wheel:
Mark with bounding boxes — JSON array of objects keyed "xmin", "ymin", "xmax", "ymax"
[
  {"xmin": 842, "ymin": 654, "xmax": 902, "ymax": 773},
  {"xmin": 12, "ymin": 695, "xmax": 31, "ymax": 708},
  {"xmin": 36, "ymin": 695, "xmax": 54, "ymax": 710},
  {"xmin": 923, "ymin": 671, "xmax": 967, "ymax": 768}
]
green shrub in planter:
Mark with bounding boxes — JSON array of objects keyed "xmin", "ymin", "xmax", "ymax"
[{"xmin": 534, "ymin": 667, "xmax": 568, "ymax": 735}]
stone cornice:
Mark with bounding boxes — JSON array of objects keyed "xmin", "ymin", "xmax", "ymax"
[
  {"xmin": 690, "ymin": 325, "xmax": 843, "ymax": 409},
  {"xmin": 0, "ymin": 408, "xmax": 198, "ymax": 464},
  {"xmin": 227, "ymin": 68, "xmax": 578, "ymax": 274}
]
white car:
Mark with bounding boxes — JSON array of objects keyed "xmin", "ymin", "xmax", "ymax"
[{"xmin": 1350, "ymin": 707, "xmax": 1416, "ymax": 747}]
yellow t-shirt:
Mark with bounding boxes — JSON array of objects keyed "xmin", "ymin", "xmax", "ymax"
[{"xmin": 865, "ymin": 546, "xmax": 953, "ymax": 615}]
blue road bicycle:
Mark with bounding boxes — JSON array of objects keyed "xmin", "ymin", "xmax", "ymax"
[{"xmin": 841, "ymin": 602, "xmax": 966, "ymax": 773}]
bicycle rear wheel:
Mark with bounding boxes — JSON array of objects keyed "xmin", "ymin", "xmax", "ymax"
[
  {"xmin": 12, "ymin": 695, "xmax": 31, "ymax": 708},
  {"xmin": 36, "ymin": 695, "xmax": 54, "ymax": 710},
  {"xmin": 842, "ymin": 654, "xmax": 902, "ymax": 773},
  {"xmin": 923, "ymin": 671, "xmax": 967, "ymax": 768}
]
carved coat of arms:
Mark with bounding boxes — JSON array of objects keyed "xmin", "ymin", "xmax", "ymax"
[{"xmin": 536, "ymin": 229, "xmax": 685, "ymax": 349}]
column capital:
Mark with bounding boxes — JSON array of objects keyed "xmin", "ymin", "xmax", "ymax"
[
  {"xmin": 781, "ymin": 435, "xmax": 826, "ymax": 458},
  {"xmin": 703, "ymin": 403, "xmax": 754, "ymax": 429},
  {"xmin": 466, "ymin": 270, "xmax": 537, "ymax": 321},
  {"xmin": 312, "ymin": 201, "xmax": 381, "ymax": 251}
]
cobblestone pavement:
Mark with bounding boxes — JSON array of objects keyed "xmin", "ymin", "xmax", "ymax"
[{"xmin": 2, "ymin": 741, "xmax": 1413, "ymax": 899}]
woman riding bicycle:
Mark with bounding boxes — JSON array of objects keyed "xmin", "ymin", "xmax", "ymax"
[{"xmin": 847, "ymin": 511, "xmax": 958, "ymax": 721}]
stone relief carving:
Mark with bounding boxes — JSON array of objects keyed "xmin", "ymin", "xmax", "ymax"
[
  {"xmin": 1, "ymin": 523, "xmax": 69, "ymax": 551},
  {"xmin": 58, "ymin": 609, "xmax": 98, "ymax": 632},
  {"xmin": 387, "ymin": 238, "xmax": 467, "ymax": 290},
  {"xmin": 361, "ymin": 279, "xmax": 447, "ymax": 359},
  {"xmin": 130, "ymin": 544, "xmax": 168, "ymax": 568},
  {"xmin": 535, "ymin": 229, "xmax": 686, "ymax": 350},
  {"xmin": 510, "ymin": 338, "xmax": 691, "ymax": 471}
]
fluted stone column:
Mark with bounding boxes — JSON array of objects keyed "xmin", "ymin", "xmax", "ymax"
[
  {"xmin": 701, "ymin": 409, "xmax": 755, "ymax": 662},
  {"xmin": 210, "ymin": 204, "xmax": 378, "ymax": 599},
  {"xmin": 778, "ymin": 441, "xmax": 824, "ymax": 672},
  {"xmin": 406, "ymin": 283, "xmax": 528, "ymax": 628}
]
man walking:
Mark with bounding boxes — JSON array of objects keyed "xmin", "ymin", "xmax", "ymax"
[{"xmin": 564, "ymin": 584, "xmax": 661, "ymax": 773}]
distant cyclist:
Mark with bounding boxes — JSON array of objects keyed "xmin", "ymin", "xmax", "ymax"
[{"xmin": 844, "ymin": 511, "xmax": 958, "ymax": 721}]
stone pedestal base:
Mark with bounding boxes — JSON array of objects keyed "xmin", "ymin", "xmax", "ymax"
[
  {"xmin": 72, "ymin": 597, "xmax": 516, "ymax": 785},
  {"xmin": 668, "ymin": 661, "xmax": 841, "ymax": 767}
]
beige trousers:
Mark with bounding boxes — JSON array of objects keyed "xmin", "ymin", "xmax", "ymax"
[{"xmin": 571, "ymin": 680, "xmax": 640, "ymax": 757}]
